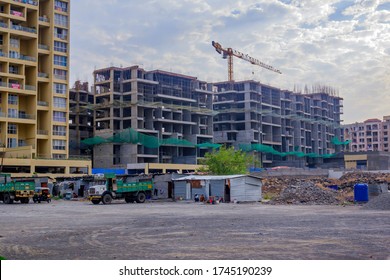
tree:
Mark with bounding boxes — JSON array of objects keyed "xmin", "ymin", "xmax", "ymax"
[{"xmin": 199, "ymin": 146, "xmax": 257, "ymax": 175}]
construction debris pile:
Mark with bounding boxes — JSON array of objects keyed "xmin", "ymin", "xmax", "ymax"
[
  {"xmin": 261, "ymin": 172, "xmax": 390, "ymax": 205},
  {"xmin": 362, "ymin": 193, "xmax": 390, "ymax": 210},
  {"xmin": 337, "ymin": 172, "xmax": 390, "ymax": 188},
  {"xmin": 268, "ymin": 181, "xmax": 340, "ymax": 205}
]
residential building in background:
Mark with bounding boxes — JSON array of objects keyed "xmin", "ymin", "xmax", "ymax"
[
  {"xmin": 212, "ymin": 81, "xmax": 344, "ymax": 167},
  {"xmin": 69, "ymin": 80, "xmax": 93, "ymax": 157},
  {"xmin": 343, "ymin": 116, "xmax": 390, "ymax": 152},
  {"xmin": 0, "ymin": 0, "xmax": 91, "ymax": 177},
  {"xmin": 92, "ymin": 66, "xmax": 214, "ymax": 172}
]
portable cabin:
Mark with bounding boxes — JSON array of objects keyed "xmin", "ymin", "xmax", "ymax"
[{"xmin": 173, "ymin": 175, "xmax": 262, "ymax": 202}]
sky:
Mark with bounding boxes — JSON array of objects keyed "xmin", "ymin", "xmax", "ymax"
[{"xmin": 70, "ymin": 0, "xmax": 390, "ymax": 124}]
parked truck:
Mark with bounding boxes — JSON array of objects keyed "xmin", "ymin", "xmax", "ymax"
[
  {"xmin": 0, "ymin": 174, "xmax": 35, "ymax": 204},
  {"xmin": 88, "ymin": 174, "xmax": 153, "ymax": 204}
]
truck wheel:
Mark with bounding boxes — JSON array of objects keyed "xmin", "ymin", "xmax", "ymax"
[
  {"xmin": 92, "ymin": 199, "xmax": 100, "ymax": 205},
  {"xmin": 4, "ymin": 193, "xmax": 14, "ymax": 204},
  {"xmin": 102, "ymin": 194, "xmax": 112, "ymax": 204},
  {"xmin": 125, "ymin": 197, "xmax": 134, "ymax": 203},
  {"xmin": 136, "ymin": 192, "xmax": 146, "ymax": 203},
  {"xmin": 21, "ymin": 198, "xmax": 29, "ymax": 204}
]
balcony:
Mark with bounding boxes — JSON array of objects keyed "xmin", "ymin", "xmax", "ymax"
[
  {"xmin": 37, "ymin": 129, "xmax": 48, "ymax": 135},
  {"xmin": 38, "ymin": 44, "xmax": 49, "ymax": 50},
  {"xmin": 6, "ymin": 112, "xmax": 35, "ymax": 120},
  {"xmin": 8, "ymin": 52, "xmax": 37, "ymax": 62},
  {"xmin": 11, "ymin": 24, "xmax": 37, "ymax": 34},
  {"xmin": 13, "ymin": 0, "xmax": 38, "ymax": 7},
  {"xmin": 0, "ymin": 81, "xmax": 36, "ymax": 91},
  {"xmin": 10, "ymin": 10, "xmax": 24, "ymax": 17},
  {"xmin": 39, "ymin": 16, "xmax": 49, "ymax": 23},
  {"xmin": 38, "ymin": 72, "xmax": 49, "ymax": 78},
  {"xmin": 37, "ymin": 100, "xmax": 49, "ymax": 106}
]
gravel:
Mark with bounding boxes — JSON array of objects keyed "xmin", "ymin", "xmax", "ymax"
[{"xmin": 362, "ymin": 192, "xmax": 390, "ymax": 211}]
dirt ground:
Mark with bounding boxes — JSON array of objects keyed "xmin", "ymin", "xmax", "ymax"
[{"xmin": 0, "ymin": 199, "xmax": 389, "ymax": 260}]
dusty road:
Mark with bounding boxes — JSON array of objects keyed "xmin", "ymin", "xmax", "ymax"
[{"xmin": 0, "ymin": 200, "xmax": 389, "ymax": 260}]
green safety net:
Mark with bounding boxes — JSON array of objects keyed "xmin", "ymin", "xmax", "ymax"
[
  {"xmin": 82, "ymin": 128, "xmax": 218, "ymax": 149},
  {"xmin": 81, "ymin": 129, "xmax": 337, "ymax": 158},
  {"xmin": 81, "ymin": 136, "xmax": 108, "ymax": 146},
  {"xmin": 196, "ymin": 142, "xmax": 222, "ymax": 149},
  {"xmin": 331, "ymin": 137, "xmax": 351, "ymax": 145},
  {"xmin": 239, "ymin": 143, "xmax": 336, "ymax": 158}
]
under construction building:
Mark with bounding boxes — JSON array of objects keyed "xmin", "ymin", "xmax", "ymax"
[
  {"xmin": 212, "ymin": 81, "xmax": 344, "ymax": 167},
  {"xmin": 69, "ymin": 81, "xmax": 93, "ymax": 156},
  {"xmin": 90, "ymin": 65, "xmax": 343, "ymax": 170},
  {"xmin": 92, "ymin": 66, "xmax": 214, "ymax": 169}
]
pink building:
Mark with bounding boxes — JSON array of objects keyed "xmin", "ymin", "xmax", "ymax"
[{"xmin": 344, "ymin": 116, "xmax": 390, "ymax": 152}]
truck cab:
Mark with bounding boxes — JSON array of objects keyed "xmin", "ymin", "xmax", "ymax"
[{"xmin": 88, "ymin": 174, "xmax": 153, "ymax": 205}]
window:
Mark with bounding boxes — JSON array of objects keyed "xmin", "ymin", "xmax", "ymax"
[
  {"xmin": 54, "ymin": 14, "xmax": 68, "ymax": 27},
  {"xmin": 54, "ymin": 83, "xmax": 67, "ymax": 94},
  {"xmin": 54, "ymin": 55, "xmax": 67, "ymax": 67},
  {"xmin": 54, "ymin": 27, "xmax": 67, "ymax": 40},
  {"xmin": 54, "ymin": 69, "xmax": 67, "ymax": 80},
  {"xmin": 7, "ymin": 123, "xmax": 17, "ymax": 134},
  {"xmin": 53, "ymin": 154, "xmax": 66, "ymax": 159},
  {"xmin": 52, "ymin": 139, "xmax": 66, "ymax": 150},
  {"xmin": 55, "ymin": 0, "xmax": 68, "ymax": 12},
  {"xmin": 53, "ymin": 97, "xmax": 66, "ymax": 108},
  {"xmin": 53, "ymin": 125, "xmax": 66, "ymax": 136},
  {"xmin": 54, "ymin": 41, "xmax": 67, "ymax": 52},
  {"xmin": 9, "ymin": 65, "xmax": 19, "ymax": 74},
  {"xmin": 7, "ymin": 138, "xmax": 17, "ymax": 148},
  {"xmin": 53, "ymin": 111, "xmax": 66, "ymax": 122},
  {"xmin": 10, "ymin": 37, "xmax": 19, "ymax": 48},
  {"xmin": 9, "ymin": 50, "xmax": 19, "ymax": 59},
  {"xmin": 8, "ymin": 108, "xmax": 18, "ymax": 118},
  {"xmin": 8, "ymin": 94, "xmax": 18, "ymax": 105}
]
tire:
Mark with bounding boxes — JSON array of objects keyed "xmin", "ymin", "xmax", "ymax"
[
  {"xmin": 21, "ymin": 198, "xmax": 29, "ymax": 204},
  {"xmin": 136, "ymin": 192, "xmax": 146, "ymax": 203},
  {"xmin": 91, "ymin": 199, "xmax": 100, "ymax": 205},
  {"xmin": 102, "ymin": 194, "xmax": 112, "ymax": 204},
  {"xmin": 4, "ymin": 193, "xmax": 14, "ymax": 204},
  {"xmin": 125, "ymin": 197, "xmax": 134, "ymax": 203}
]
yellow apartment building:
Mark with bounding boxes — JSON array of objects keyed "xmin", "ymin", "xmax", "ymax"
[{"xmin": 0, "ymin": 0, "xmax": 91, "ymax": 178}]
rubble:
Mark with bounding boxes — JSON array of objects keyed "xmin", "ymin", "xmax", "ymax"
[
  {"xmin": 269, "ymin": 181, "xmax": 339, "ymax": 205},
  {"xmin": 261, "ymin": 171, "xmax": 390, "ymax": 205},
  {"xmin": 362, "ymin": 193, "xmax": 390, "ymax": 211}
]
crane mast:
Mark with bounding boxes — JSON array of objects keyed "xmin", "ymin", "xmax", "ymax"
[{"xmin": 212, "ymin": 41, "xmax": 281, "ymax": 82}]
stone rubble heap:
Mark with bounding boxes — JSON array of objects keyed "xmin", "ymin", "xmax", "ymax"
[
  {"xmin": 269, "ymin": 181, "xmax": 340, "ymax": 205},
  {"xmin": 362, "ymin": 192, "xmax": 390, "ymax": 211}
]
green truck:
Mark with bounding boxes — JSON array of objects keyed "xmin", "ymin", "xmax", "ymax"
[
  {"xmin": 0, "ymin": 174, "xmax": 35, "ymax": 204},
  {"xmin": 88, "ymin": 174, "xmax": 153, "ymax": 204}
]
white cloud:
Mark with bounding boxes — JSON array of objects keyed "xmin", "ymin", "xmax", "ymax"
[{"xmin": 70, "ymin": 0, "xmax": 390, "ymax": 123}]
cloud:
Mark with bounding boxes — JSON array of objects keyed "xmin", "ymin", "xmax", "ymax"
[{"xmin": 70, "ymin": 0, "xmax": 390, "ymax": 123}]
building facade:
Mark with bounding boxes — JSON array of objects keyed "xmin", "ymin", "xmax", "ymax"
[
  {"xmin": 343, "ymin": 116, "xmax": 390, "ymax": 152},
  {"xmin": 92, "ymin": 66, "xmax": 214, "ymax": 169},
  {"xmin": 0, "ymin": 0, "xmax": 91, "ymax": 177},
  {"xmin": 69, "ymin": 80, "xmax": 93, "ymax": 157},
  {"xmin": 212, "ymin": 81, "xmax": 343, "ymax": 167}
]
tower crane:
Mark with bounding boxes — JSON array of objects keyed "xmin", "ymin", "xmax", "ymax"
[{"xmin": 211, "ymin": 41, "xmax": 282, "ymax": 82}]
